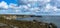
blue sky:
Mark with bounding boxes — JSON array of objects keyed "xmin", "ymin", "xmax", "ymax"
[{"xmin": 0, "ymin": 0, "xmax": 17, "ymax": 4}]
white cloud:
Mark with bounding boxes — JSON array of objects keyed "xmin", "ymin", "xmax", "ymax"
[
  {"xmin": 21, "ymin": 0, "xmax": 50, "ymax": 3},
  {"xmin": 45, "ymin": 4, "xmax": 52, "ymax": 11},
  {"xmin": 9, "ymin": 3, "xmax": 17, "ymax": 8},
  {"xmin": 22, "ymin": 5, "xmax": 29, "ymax": 9},
  {"xmin": 15, "ymin": 10, "xmax": 20, "ymax": 12},
  {"xmin": 45, "ymin": 4, "xmax": 59, "ymax": 12},
  {"xmin": 53, "ymin": 6, "xmax": 58, "ymax": 11},
  {"xmin": 34, "ymin": 7, "xmax": 40, "ymax": 12},
  {"xmin": 42, "ymin": 0, "xmax": 50, "ymax": 2},
  {"xmin": 0, "ymin": 1, "xmax": 8, "ymax": 9},
  {"xmin": 27, "ymin": 4, "xmax": 31, "ymax": 7},
  {"xmin": 21, "ymin": 0, "xmax": 37, "ymax": 3},
  {"xmin": 20, "ymin": 0, "xmax": 50, "ymax": 4},
  {"xmin": 29, "ymin": 7, "xmax": 40, "ymax": 12},
  {"xmin": 0, "ymin": 1, "xmax": 18, "ymax": 9},
  {"xmin": 46, "ymin": 0, "xmax": 51, "ymax": 2}
]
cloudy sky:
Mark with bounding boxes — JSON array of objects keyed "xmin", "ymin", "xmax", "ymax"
[{"xmin": 0, "ymin": 0, "xmax": 60, "ymax": 15}]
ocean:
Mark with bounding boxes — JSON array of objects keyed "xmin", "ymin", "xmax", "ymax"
[{"xmin": 16, "ymin": 16, "xmax": 60, "ymax": 28}]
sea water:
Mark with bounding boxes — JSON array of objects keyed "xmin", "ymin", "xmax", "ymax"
[{"xmin": 16, "ymin": 16, "xmax": 60, "ymax": 28}]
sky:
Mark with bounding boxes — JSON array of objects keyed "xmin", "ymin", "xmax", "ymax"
[
  {"xmin": 0, "ymin": 0, "xmax": 17, "ymax": 4},
  {"xmin": 0, "ymin": 0, "xmax": 60, "ymax": 15}
]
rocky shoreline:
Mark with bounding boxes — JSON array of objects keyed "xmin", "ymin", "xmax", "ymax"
[
  {"xmin": 0, "ymin": 21, "xmax": 57, "ymax": 28},
  {"xmin": 0, "ymin": 15, "xmax": 57, "ymax": 28}
]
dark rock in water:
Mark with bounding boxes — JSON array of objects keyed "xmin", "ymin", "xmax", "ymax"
[
  {"xmin": 48, "ymin": 23, "xmax": 57, "ymax": 28},
  {"xmin": 33, "ymin": 20, "xmax": 38, "ymax": 22}
]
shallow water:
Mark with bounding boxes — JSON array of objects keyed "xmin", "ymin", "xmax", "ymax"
[{"xmin": 16, "ymin": 16, "xmax": 60, "ymax": 28}]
